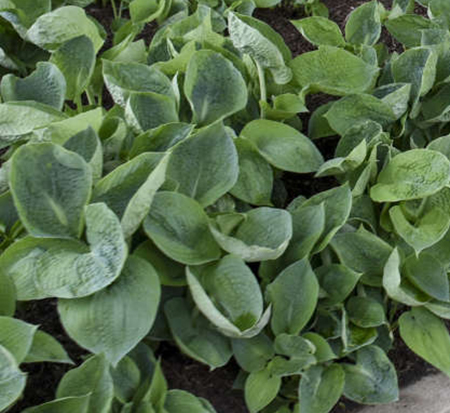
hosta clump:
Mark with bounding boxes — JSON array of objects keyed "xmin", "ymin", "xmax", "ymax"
[{"xmin": 3, "ymin": 0, "xmax": 450, "ymax": 412}]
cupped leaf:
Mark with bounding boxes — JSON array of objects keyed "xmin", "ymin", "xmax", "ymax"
[
  {"xmin": 165, "ymin": 297, "xmax": 232, "ymax": 369},
  {"xmin": 10, "ymin": 142, "xmax": 92, "ymax": 239},
  {"xmin": 1, "ymin": 62, "xmax": 66, "ymax": 110},
  {"xmin": 245, "ymin": 367, "xmax": 281, "ymax": 413},
  {"xmin": 228, "ymin": 12, "xmax": 292, "ymax": 84},
  {"xmin": 209, "ymin": 207, "xmax": 293, "ymax": 262},
  {"xmin": 57, "ymin": 354, "xmax": 114, "ymax": 413},
  {"xmin": 345, "ymin": 1, "xmax": 381, "ymax": 46},
  {"xmin": 346, "ymin": 297, "xmax": 386, "ymax": 328},
  {"xmin": 21, "ymin": 396, "xmax": 90, "ymax": 413},
  {"xmin": 299, "ymin": 364, "xmax": 345, "ymax": 413},
  {"xmin": 59, "ymin": 256, "xmax": 161, "ymax": 366},
  {"xmin": 370, "ymin": 149, "xmax": 450, "ymax": 202},
  {"xmin": 184, "ymin": 50, "xmax": 247, "ymax": 126},
  {"xmin": 94, "ymin": 153, "xmax": 169, "ymax": 238},
  {"xmin": 399, "ymin": 307, "xmax": 450, "ymax": 377},
  {"xmin": 330, "ymin": 226, "xmax": 393, "ymax": 287},
  {"xmin": 291, "ymin": 17, "xmax": 345, "ymax": 47},
  {"xmin": 24, "ymin": 330, "xmax": 73, "ymax": 364},
  {"xmin": 102, "ymin": 60, "xmax": 175, "ymax": 107},
  {"xmin": 35, "ymin": 203, "xmax": 127, "ymax": 298},
  {"xmin": 143, "ymin": 191, "xmax": 221, "ymax": 265},
  {"xmin": 267, "ymin": 259, "xmax": 319, "ymax": 336},
  {"xmin": 0, "ymin": 345, "xmax": 26, "ymax": 412},
  {"xmin": 343, "ymin": 345, "xmax": 398, "ymax": 404},
  {"xmin": 240, "ymin": 119, "xmax": 323, "ymax": 173},
  {"xmin": 187, "ymin": 255, "xmax": 269, "ymax": 338},
  {"xmin": 167, "ymin": 122, "xmax": 239, "ymax": 207},
  {"xmin": 290, "ymin": 46, "xmax": 379, "ymax": 96},
  {"xmin": 26, "ymin": 6, "xmax": 104, "ymax": 52},
  {"xmin": 230, "ymin": 138, "xmax": 273, "ymax": 206},
  {"xmin": 50, "ymin": 35, "xmax": 95, "ymax": 101}
]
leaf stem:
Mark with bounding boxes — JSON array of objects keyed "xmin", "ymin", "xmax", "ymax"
[
  {"xmin": 111, "ymin": 0, "xmax": 118, "ymax": 19},
  {"xmin": 75, "ymin": 95, "xmax": 83, "ymax": 113},
  {"xmin": 256, "ymin": 61, "xmax": 267, "ymax": 119}
]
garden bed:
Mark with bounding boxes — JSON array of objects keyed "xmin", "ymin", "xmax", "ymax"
[{"xmin": 2, "ymin": 1, "xmax": 450, "ymax": 412}]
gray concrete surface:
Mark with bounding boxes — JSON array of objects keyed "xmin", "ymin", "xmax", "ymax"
[{"xmin": 358, "ymin": 374, "xmax": 450, "ymax": 413}]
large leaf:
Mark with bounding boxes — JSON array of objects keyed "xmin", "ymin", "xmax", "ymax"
[
  {"xmin": 385, "ymin": 15, "xmax": 437, "ymax": 48},
  {"xmin": 399, "ymin": 307, "xmax": 450, "ymax": 377},
  {"xmin": 0, "ymin": 344, "xmax": 26, "ymax": 411},
  {"xmin": 240, "ymin": 119, "xmax": 323, "ymax": 173},
  {"xmin": 370, "ymin": 149, "xmax": 450, "ymax": 202},
  {"xmin": 143, "ymin": 191, "xmax": 221, "ymax": 265},
  {"xmin": 93, "ymin": 153, "xmax": 169, "ymax": 238},
  {"xmin": 1, "ymin": 62, "xmax": 66, "ymax": 110},
  {"xmin": 167, "ymin": 122, "xmax": 239, "ymax": 207},
  {"xmin": 59, "ymin": 256, "xmax": 161, "ymax": 366},
  {"xmin": 299, "ymin": 364, "xmax": 345, "ymax": 413},
  {"xmin": 187, "ymin": 255, "xmax": 270, "ymax": 338},
  {"xmin": 343, "ymin": 346, "xmax": 398, "ymax": 404},
  {"xmin": 266, "ymin": 259, "xmax": 319, "ymax": 336},
  {"xmin": 209, "ymin": 208, "xmax": 293, "ymax": 262},
  {"xmin": 10, "ymin": 142, "xmax": 92, "ymax": 239},
  {"xmin": 165, "ymin": 297, "xmax": 232, "ymax": 369},
  {"xmin": 184, "ymin": 50, "xmax": 247, "ymax": 126},
  {"xmin": 26, "ymin": 6, "xmax": 104, "ymax": 52},
  {"xmin": 57, "ymin": 354, "xmax": 114, "ymax": 413},
  {"xmin": 50, "ymin": 36, "xmax": 95, "ymax": 100},
  {"xmin": 290, "ymin": 46, "xmax": 379, "ymax": 96}
]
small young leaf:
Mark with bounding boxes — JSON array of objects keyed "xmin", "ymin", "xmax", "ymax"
[
  {"xmin": 346, "ymin": 296, "xmax": 386, "ymax": 328},
  {"xmin": 232, "ymin": 334, "xmax": 274, "ymax": 373},
  {"xmin": 245, "ymin": 368, "xmax": 281, "ymax": 413},
  {"xmin": 24, "ymin": 330, "xmax": 73, "ymax": 364},
  {"xmin": 0, "ymin": 345, "xmax": 26, "ymax": 412},
  {"xmin": 292, "ymin": 17, "xmax": 345, "ymax": 47},
  {"xmin": 345, "ymin": 1, "xmax": 381, "ymax": 46},
  {"xmin": 0, "ymin": 316, "xmax": 37, "ymax": 364}
]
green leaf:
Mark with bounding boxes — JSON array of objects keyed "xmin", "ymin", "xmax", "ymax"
[
  {"xmin": 22, "ymin": 396, "xmax": 90, "ymax": 413},
  {"xmin": 399, "ymin": 307, "xmax": 450, "ymax": 377},
  {"xmin": 50, "ymin": 36, "xmax": 95, "ymax": 101},
  {"xmin": 325, "ymin": 94, "xmax": 396, "ymax": 136},
  {"xmin": 404, "ymin": 253, "xmax": 449, "ymax": 302},
  {"xmin": 274, "ymin": 334, "xmax": 315, "ymax": 359},
  {"xmin": 370, "ymin": 149, "xmax": 450, "ymax": 202},
  {"xmin": 291, "ymin": 17, "xmax": 345, "ymax": 47},
  {"xmin": 59, "ymin": 256, "xmax": 160, "ymax": 366},
  {"xmin": 57, "ymin": 354, "xmax": 113, "ymax": 413},
  {"xmin": 143, "ymin": 191, "xmax": 221, "ymax": 265},
  {"xmin": 0, "ymin": 101, "xmax": 66, "ymax": 146},
  {"xmin": 228, "ymin": 12, "xmax": 292, "ymax": 84},
  {"xmin": 232, "ymin": 334, "xmax": 274, "ymax": 373},
  {"xmin": 110, "ymin": 356, "xmax": 141, "ymax": 403},
  {"xmin": 0, "ymin": 345, "xmax": 26, "ymax": 412},
  {"xmin": 26, "ymin": 6, "xmax": 104, "ymax": 52},
  {"xmin": 187, "ymin": 255, "xmax": 269, "ymax": 338},
  {"xmin": 345, "ymin": 1, "xmax": 381, "ymax": 46},
  {"xmin": 10, "ymin": 142, "xmax": 92, "ymax": 239},
  {"xmin": 290, "ymin": 46, "xmax": 379, "ymax": 96},
  {"xmin": 429, "ymin": 0, "xmax": 450, "ymax": 28},
  {"xmin": 240, "ymin": 119, "xmax": 323, "ymax": 173},
  {"xmin": 1, "ymin": 62, "xmax": 66, "ymax": 110},
  {"xmin": 301, "ymin": 184, "xmax": 352, "ymax": 252},
  {"xmin": 0, "ymin": 268, "xmax": 15, "ymax": 316},
  {"xmin": 299, "ymin": 364, "xmax": 345, "ymax": 413},
  {"xmin": 245, "ymin": 368, "xmax": 281, "ymax": 413},
  {"xmin": 24, "ymin": 330, "xmax": 73, "ymax": 364},
  {"xmin": 209, "ymin": 208, "xmax": 293, "ymax": 262},
  {"xmin": 102, "ymin": 60, "xmax": 175, "ymax": 107},
  {"xmin": 373, "ymin": 83, "xmax": 411, "ymax": 120},
  {"xmin": 385, "ymin": 15, "xmax": 437, "ymax": 48},
  {"xmin": 129, "ymin": 0, "xmax": 167, "ymax": 24},
  {"xmin": 94, "ymin": 153, "xmax": 170, "ymax": 239},
  {"xmin": 35, "ymin": 203, "xmax": 127, "ymax": 298},
  {"xmin": 302, "ymin": 332, "xmax": 336, "ymax": 362},
  {"xmin": 330, "ymin": 226, "xmax": 393, "ymax": 286},
  {"xmin": 164, "ymin": 390, "xmax": 214, "ymax": 413},
  {"xmin": 184, "ymin": 50, "xmax": 247, "ymax": 126},
  {"xmin": 346, "ymin": 296, "xmax": 386, "ymax": 328},
  {"xmin": 316, "ymin": 264, "xmax": 362, "ymax": 307},
  {"xmin": 0, "ymin": 316, "xmax": 37, "ymax": 363},
  {"xmin": 390, "ymin": 205, "xmax": 450, "ymax": 253},
  {"xmin": 165, "ymin": 297, "xmax": 232, "ymax": 369},
  {"xmin": 167, "ymin": 122, "xmax": 238, "ymax": 207},
  {"xmin": 229, "ymin": 138, "xmax": 273, "ymax": 206},
  {"xmin": 343, "ymin": 345, "xmax": 398, "ymax": 404},
  {"xmin": 267, "ymin": 259, "xmax": 319, "ymax": 336}
]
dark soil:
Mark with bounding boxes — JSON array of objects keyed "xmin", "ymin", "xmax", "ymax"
[{"xmin": 6, "ymin": 2, "xmax": 443, "ymax": 413}]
